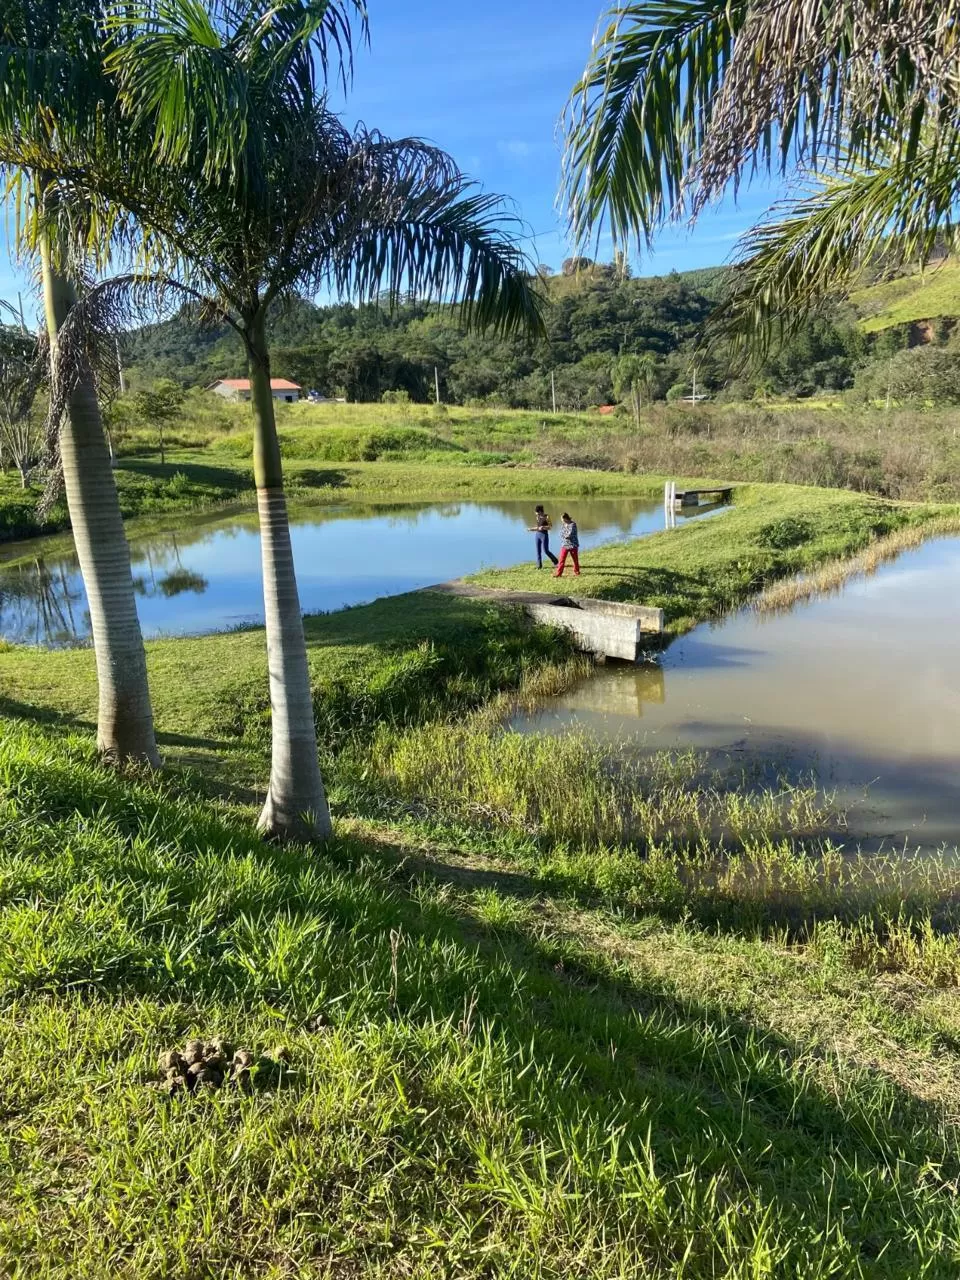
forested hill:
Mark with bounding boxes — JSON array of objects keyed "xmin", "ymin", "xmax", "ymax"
[{"xmin": 124, "ymin": 257, "xmax": 960, "ymax": 408}]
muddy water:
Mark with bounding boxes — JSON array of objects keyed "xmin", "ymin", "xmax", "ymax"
[
  {"xmin": 0, "ymin": 496, "xmax": 719, "ymax": 646},
  {"xmin": 515, "ymin": 537, "xmax": 960, "ymax": 850}
]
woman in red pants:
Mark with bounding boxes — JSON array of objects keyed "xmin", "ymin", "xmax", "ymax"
[{"xmin": 554, "ymin": 512, "xmax": 580, "ymax": 577}]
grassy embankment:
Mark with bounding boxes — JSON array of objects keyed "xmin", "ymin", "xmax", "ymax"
[
  {"xmin": 5, "ymin": 476, "xmax": 960, "ymax": 1273},
  {"xmin": 6, "ymin": 389, "xmax": 960, "ymax": 546}
]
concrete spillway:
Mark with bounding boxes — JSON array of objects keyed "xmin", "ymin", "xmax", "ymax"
[{"xmin": 425, "ymin": 583, "xmax": 663, "ymax": 662}]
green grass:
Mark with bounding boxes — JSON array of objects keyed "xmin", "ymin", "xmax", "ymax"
[
  {"xmin": 2, "ymin": 720, "xmax": 960, "ymax": 1276},
  {"xmin": 2, "ymin": 484, "xmax": 939, "ymax": 732},
  {"xmin": 851, "ymin": 259, "xmax": 960, "ymax": 332},
  {"xmin": 9, "ymin": 390, "xmax": 960, "ymax": 550},
  {"xmin": 5, "ymin": 477, "xmax": 960, "ymax": 1273}
]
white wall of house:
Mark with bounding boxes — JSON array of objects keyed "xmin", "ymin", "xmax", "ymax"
[{"xmin": 210, "ymin": 382, "xmax": 300, "ymax": 403}]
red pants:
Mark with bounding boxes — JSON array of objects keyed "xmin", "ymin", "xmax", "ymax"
[{"xmin": 555, "ymin": 547, "xmax": 580, "ymax": 576}]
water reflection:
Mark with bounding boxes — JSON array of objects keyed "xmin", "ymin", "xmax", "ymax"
[
  {"xmin": 0, "ymin": 496, "xmax": 717, "ymax": 646},
  {"xmin": 0, "ymin": 558, "xmax": 88, "ymax": 647},
  {"xmin": 515, "ymin": 536, "xmax": 960, "ymax": 851}
]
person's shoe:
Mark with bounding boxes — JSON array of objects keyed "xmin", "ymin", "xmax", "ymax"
[
  {"xmin": 553, "ymin": 571, "xmax": 562, "ymax": 578},
  {"xmin": 574, "ymin": 571, "xmax": 581, "ymax": 576}
]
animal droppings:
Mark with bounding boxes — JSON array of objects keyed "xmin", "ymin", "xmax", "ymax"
[{"xmin": 152, "ymin": 1038, "xmax": 292, "ymax": 1097}]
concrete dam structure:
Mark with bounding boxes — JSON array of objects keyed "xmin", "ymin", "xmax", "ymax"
[{"xmin": 426, "ymin": 584, "xmax": 664, "ymax": 662}]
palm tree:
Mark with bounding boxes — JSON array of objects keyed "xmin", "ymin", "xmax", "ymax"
[
  {"xmin": 0, "ymin": 0, "xmax": 160, "ymax": 763},
  {"xmin": 41, "ymin": 0, "xmax": 544, "ymax": 841},
  {"xmin": 562, "ymin": 1, "xmax": 960, "ymax": 337}
]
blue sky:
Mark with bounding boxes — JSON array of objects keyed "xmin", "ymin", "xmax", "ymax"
[{"xmin": 0, "ymin": 0, "xmax": 785, "ymax": 316}]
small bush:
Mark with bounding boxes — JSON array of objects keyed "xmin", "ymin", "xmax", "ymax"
[{"xmin": 755, "ymin": 517, "xmax": 814, "ymax": 551}]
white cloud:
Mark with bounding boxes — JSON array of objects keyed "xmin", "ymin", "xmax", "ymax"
[{"xmin": 497, "ymin": 140, "xmax": 533, "ymax": 160}]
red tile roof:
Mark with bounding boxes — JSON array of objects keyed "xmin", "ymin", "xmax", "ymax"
[{"xmin": 214, "ymin": 378, "xmax": 301, "ymax": 390}]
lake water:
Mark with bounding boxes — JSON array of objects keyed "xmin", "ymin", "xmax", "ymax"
[
  {"xmin": 0, "ymin": 496, "xmax": 711, "ymax": 646},
  {"xmin": 514, "ymin": 537, "xmax": 960, "ymax": 851}
]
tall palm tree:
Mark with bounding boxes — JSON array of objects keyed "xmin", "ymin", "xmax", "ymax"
[
  {"xmin": 0, "ymin": 0, "xmax": 365, "ymax": 770},
  {"xmin": 562, "ymin": 1, "xmax": 960, "ymax": 335},
  {"xmin": 40, "ymin": 0, "xmax": 544, "ymax": 842},
  {"xmin": 0, "ymin": 0, "xmax": 163, "ymax": 762}
]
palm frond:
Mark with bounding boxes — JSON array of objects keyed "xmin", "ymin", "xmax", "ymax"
[
  {"xmin": 105, "ymin": 0, "xmax": 366, "ymax": 181},
  {"xmin": 562, "ymin": 0, "xmax": 960, "ymax": 249},
  {"xmin": 333, "ymin": 177, "xmax": 545, "ymax": 339},
  {"xmin": 563, "ymin": 1, "xmax": 745, "ymax": 248},
  {"xmin": 715, "ymin": 138, "xmax": 960, "ymax": 362}
]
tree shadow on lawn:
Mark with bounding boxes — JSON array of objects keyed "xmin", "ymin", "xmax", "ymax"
[
  {"xmin": 5, "ymin": 743, "xmax": 960, "ymax": 1275},
  {"xmin": 0, "ymin": 695, "xmax": 234, "ymax": 757},
  {"xmin": 119, "ymin": 458, "xmax": 254, "ymax": 494}
]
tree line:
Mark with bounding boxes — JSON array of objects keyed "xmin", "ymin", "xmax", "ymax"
[{"xmin": 124, "ymin": 256, "xmax": 953, "ymax": 408}]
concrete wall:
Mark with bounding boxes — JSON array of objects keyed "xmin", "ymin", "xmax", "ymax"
[
  {"xmin": 424, "ymin": 584, "xmax": 664, "ymax": 662},
  {"xmin": 523, "ymin": 597, "xmax": 664, "ymax": 662}
]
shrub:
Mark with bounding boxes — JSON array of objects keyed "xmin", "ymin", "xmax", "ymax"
[{"xmin": 755, "ymin": 517, "xmax": 815, "ymax": 551}]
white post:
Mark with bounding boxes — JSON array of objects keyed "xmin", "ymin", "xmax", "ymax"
[
  {"xmin": 434, "ymin": 365, "xmax": 441, "ymax": 405},
  {"xmin": 116, "ymin": 337, "xmax": 127, "ymax": 395},
  {"xmin": 551, "ymin": 370, "xmax": 557, "ymax": 414},
  {"xmin": 665, "ymin": 480, "xmax": 677, "ymax": 528}
]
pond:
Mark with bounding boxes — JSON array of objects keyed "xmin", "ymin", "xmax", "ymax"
[
  {"xmin": 514, "ymin": 536, "xmax": 960, "ymax": 851},
  {"xmin": 0, "ymin": 495, "xmax": 715, "ymax": 646}
]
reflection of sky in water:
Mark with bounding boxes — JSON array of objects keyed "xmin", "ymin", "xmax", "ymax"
[
  {"xmin": 0, "ymin": 497, "xmax": 713, "ymax": 645},
  {"xmin": 516, "ymin": 537, "xmax": 960, "ymax": 851}
]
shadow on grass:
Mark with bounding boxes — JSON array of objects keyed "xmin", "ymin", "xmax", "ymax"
[
  {"xmin": 118, "ymin": 458, "xmax": 254, "ymax": 493},
  {"xmin": 0, "ymin": 696, "xmax": 234, "ymax": 757},
  {"xmin": 3, "ymin": 732, "xmax": 959, "ymax": 1274}
]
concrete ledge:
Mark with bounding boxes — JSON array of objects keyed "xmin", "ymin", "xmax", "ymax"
[{"xmin": 425, "ymin": 583, "xmax": 663, "ymax": 661}]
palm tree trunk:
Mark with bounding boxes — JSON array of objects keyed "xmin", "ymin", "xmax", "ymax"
[
  {"xmin": 40, "ymin": 235, "xmax": 159, "ymax": 766},
  {"xmin": 247, "ymin": 310, "xmax": 331, "ymax": 842}
]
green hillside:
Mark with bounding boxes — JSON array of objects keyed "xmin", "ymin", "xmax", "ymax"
[{"xmin": 850, "ymin": 259, "xmax": 960, "ymax": 332}]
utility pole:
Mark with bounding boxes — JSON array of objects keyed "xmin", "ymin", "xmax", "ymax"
[
  {"xmin": 691, "ymin": 366, "xmax": 697, "ymax": 403},
  {"xmin": 434, "ymin": 365, "xmax": 441, "ymax": 405},
  {"xmin": 551, "ymin": 370, "xmax": 557, "ymax": 414}
]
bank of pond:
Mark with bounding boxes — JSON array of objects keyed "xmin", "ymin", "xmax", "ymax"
[
  {"xmin": 0, "ymin": 495, "xmax": 718, "ymax": 644},
  {"xmin": 2, "ymin": 487, "xmax": 958, "ymax": 854}
]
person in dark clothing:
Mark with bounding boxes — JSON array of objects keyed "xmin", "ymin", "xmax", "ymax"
[
  {"xmin": 529, "ymin": 504, "xmax": 558, "ymax": 569},
  {"xmin": 554, "ymin": 512, "xmax": 580, "ymax": 577}
]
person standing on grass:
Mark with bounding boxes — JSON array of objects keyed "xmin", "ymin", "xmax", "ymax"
[
  {"xmin": 530, "ymin": 504, "xmax": 558, "ymax": 570},
  {"xmin": 554, "ymin": 512, "xmax": 580, "ymax": 577}
]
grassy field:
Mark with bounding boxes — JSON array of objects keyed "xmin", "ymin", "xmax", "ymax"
[
  {"xmin": 4, "ymin": 464, "xmax": 960, "ymax": 1273},
  {"xmin": 4, "ymin": 670, "xmax": 960, "ymax": 1274},
  {"xmin": 9, "ymin": 391, "xmax": 960, "ymax": 548}
]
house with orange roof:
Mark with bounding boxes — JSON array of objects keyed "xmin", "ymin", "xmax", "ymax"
[{"xmin": 208, "ymin": 378, "xmax": 302, "ymax": 403}]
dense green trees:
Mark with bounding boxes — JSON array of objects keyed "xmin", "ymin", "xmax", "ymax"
[{"xmin": 123, "ymin": 259, "xmax": 905, "ymax": 407}]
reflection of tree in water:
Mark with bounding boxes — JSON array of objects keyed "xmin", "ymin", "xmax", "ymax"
[
  {"xmin": 0, "ymin": 530, "xmax": 210, "ymax": 647},
  {"xmin": 131, "ymin": 534, "xmax": 208, "ymax": 599},
  {"xmin": 0, "ymin": 556, "xmax": 87, "ymax": 645},
  {"xmin": 159, "ymin": 569, "xmax": 208, "ymax": 598}
]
